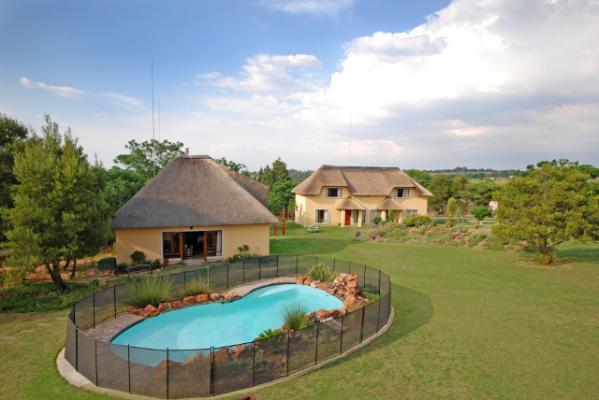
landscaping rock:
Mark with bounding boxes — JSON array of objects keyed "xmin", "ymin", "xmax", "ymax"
[
  {"xmin": 171, "ymin": 300, "xmax": 184, "ymax": 309},
  {"xmin": 183, "ymin": 295, "xmax": 196, "ymax": 304},
  {"xmin": 315, "ymin": 309, "xmax": 331, "ymax": 320},
  {"xmin": 295, "ymin": 275, "xmax": 306, "ymax": 284},
  {"xmin": 144, "ymin": 304, "xmax": 156, "ymax": 313},
  {"xmin": 303, "ymin": 278, "xmax": 313, "ymax": 285},
  {"xmin": 223, "ymin": 292, "xmax": 238, "ymax": 301},
  {"xmin": 157, "ymin": 302, "xmax": 171, "ymax": 313},
  {"xmin": 209, "ymin": 293, "xmax": 221, "ymax": 301},
  {"xmin": 195, "ymin": 293, "xmax": 209, "ymax": 303}
]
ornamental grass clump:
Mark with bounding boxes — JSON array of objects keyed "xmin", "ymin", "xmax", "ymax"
[
  {"xmin": 256, "ymin": 328, "xmax": 285, "ymax": 341},
  {"xmin": 283, "ymin": 304, "xmax": 313, "ymax": 331},
  {"xmin": 126, "ymin": 278, "xmax": 172, "ymax": 308},
  {"xmin": 177, "ymin": 278, "xmax": 210, "ymax": 298},
  {"xmin": 306, "ymin": 263, "xmax": 335, "ymax": 282}
]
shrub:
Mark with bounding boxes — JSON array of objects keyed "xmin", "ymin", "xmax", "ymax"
[
  {"xmin": 178, "ymin": 278, "xmax": 210, "ymax": 298},
  {"xmin": 115, "ymin": 263, "xmax": 128, "ymax": 274},
  {"xmin": 283, "ymin": 304, "xmax": 313, "ymax": 331},
  {"xmin": 306, "ymin": 263, "xmax": 335, "ymax": 282},
  {"xmin": 97, "ymin": 257, "xmax": 116, "ymax": 271},
  {"xmin": 362, "ymin": 288, "xmax": 380, "ymax": 302},
  {"xmin": 130, "ymin": 251, "xmax": 146, "ymax": 265},
  {"xmin": 404, "ymin": 215, "xmax": 433, "ymax": 227},
  {"xmin": 472, "ymin": 205, "xmax": 492, "ymax": 224},
  {"xmin": 150, "ymin": 259, "xmax": 162, "ymax": 270},
  {"xmin": 373, "ymin": 216, "xmax": 383, "ymax": 225},
  {"xmin": 228, "ymin": 253, "xmax": 259, "ymax": 263},
  {"xmin": 126, "ymin": 278, "xmax": 171, "ymax": 307},
  {"xmin": 256, "ymin": 328, "xmax": 285, "ymax": 341}
]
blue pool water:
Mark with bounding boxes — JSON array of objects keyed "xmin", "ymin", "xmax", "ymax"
[{"xmin": 111, "ymin": 284, "xmax": 343, "ymax": 350}]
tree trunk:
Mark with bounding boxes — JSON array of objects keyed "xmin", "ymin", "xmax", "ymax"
[
  {"xmin": 63, "ymin": 258, "xmax": 71, "ymax": 272},
  {"xmin": 46, "ymin": 263, "xmax": 67, "ymax": 292},
  {"xmin": 70, "ymin": 258, "xmax": 77, "ymax": 280}
]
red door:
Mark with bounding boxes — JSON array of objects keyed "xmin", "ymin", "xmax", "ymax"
[{"xmin": 344, "ymin": 210, "xmax": 351, "ymax": 226}]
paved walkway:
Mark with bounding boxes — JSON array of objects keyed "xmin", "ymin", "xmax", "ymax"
[{"xmin": 227, "ymin": 276, "xmax": 295, "ymax": 297}]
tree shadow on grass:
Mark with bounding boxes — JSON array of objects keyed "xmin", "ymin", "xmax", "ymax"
[
  {"xmin": 271, "ymin": 238, "xmax": 356, "ymax": 256},
  {"xmin": 557, "ymin": 247, "xmax": 599, "ymax": 264}
]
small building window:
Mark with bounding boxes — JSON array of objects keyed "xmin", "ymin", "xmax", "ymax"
[
  {"xmin": 315, "ymin": 209, "xmax": 329, "ymax": 223},
  {"xmin": 405, "ymin": 209, "xmax": 418, "ymax": 216},
  {"xmin": 394, "ymin": 188, "xmax": 410, "ymax": 198},
  {"xmin": 326, "ymin": 187, "xmax": 341, "ymax": 197}
]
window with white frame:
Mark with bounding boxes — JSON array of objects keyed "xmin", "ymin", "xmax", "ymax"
[
  {"xmin": 326, "ymin": 187, "xmax": 341, "ymax": 198},
  {"xmin": 394, "ymin": 188, "xmax": 410, "ymax": 198},
  {"xmin": 405, "ymin": 209, "xmax": 418, "ymax": 216},
  {"xmin": 315, "ymin": 209, "xmax": 329, "ymax": 223}
]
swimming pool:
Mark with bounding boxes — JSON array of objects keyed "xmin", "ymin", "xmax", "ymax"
[{"xmin": 111, "ymin": 283, "xmax": 343, "ymax": 350}]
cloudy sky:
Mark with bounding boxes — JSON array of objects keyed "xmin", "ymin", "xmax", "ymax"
[{"xmin": 1, "ymin": 0, "xmax": 598, "ymax": 170}]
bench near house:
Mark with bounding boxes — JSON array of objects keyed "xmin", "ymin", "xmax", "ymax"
[
  {"xmin": 112, "ymin": 155, "xmax": 277, "ymax": 265},
  {"xmin": 293, "ymin": 165, "xmax": 432, "ymax": 227}
]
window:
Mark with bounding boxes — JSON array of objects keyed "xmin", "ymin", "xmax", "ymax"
[
  {"xmin": 394, "ymin": 188, "xmax": 410, "ymax": 198},
  {"xmin": 370, "ymin": 209, "xmax": 381, "ymax": 223},
  {"xmin": 315, "ymin": 209, "xmax": 329, "ymax": 223},
  {"xmin": 326, "ymin": 187, "xmax": 341, "ymax": 198},
  {"xmin": 405, "ymin": 209, "xmax": 418, "ymax": 217},
  {"xmin": 352, "ymin": 210, "xmax": 359, "ymax": 224}
]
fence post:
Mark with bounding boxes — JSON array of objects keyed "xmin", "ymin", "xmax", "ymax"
[
  {"xmin": 252, "ymin": 343, "xmax": 256, "ymax": 386},
  {"xmin": 295, "ymin": 255, "xmax": 298, "ymax": 275},
  {"xmin": 314, "ymin": 324, "xmax": 320, "ymax": 365},
  {"xmin": 94, "ymin": 340, "xmax": 98, "ymax": 385},
  {"xmin": 333, "ymin": 258, "xmax": 336, "ymax": 271},
  {"xmin": 258, "ymin": 257, "xmax": 261, "ymax": 280},
  {"xmin": 363, "ymin": 264, "xmax": 367, "ymax": 287},
  {"xmin": 210, "ymin": 347, "xmax": 214, "ymax": 395},
  {"xmin": 242, "ymin": 260, "xmax": 246, "ymax": 283},
  {"xmin": 207, "ymin": 266, "xmax": 211, "ymax": 291},
  {"xmin": 226, "ymin": 262, "xmax": 230, "ymax": 288},
  {"xmin": 127, "ymin": 345, "xmax": 131, "ymax": 393},
  {"xmin": 183, "ymin": 271, "xmax": 187, "ymax": 291},
  {"xmin": 339, "ymin": 315, "xmax": 344, "ymax": 354},
  {"xmin": 75, "ymin": 328, "xmax": 79, "ymax": 371},
  {"xmin": 92, "ymin": 292, "xmax": 96, "ymax": 328},
  {"xmin": 113, "ymin": 285, "xmax": 117, "ymax": 318},
  {"xmin": 376, "ymin": 297, "xmax": 382, "ymax": 331},
  {"xmin": 378, "ymin": 270, "xmax": 382, "ymax": 295},
  {"xmin": 166, "ymin": 348, "xmax": 170, "ymax": 399},
  {"xmin": 276, "ymin": 255, "xmax": 279, "ymax": 277},
  {"xmin": 359, "ymin": 306, "xmax": 366, "ymax": 342},
  {"xmin": 286, "ymin": 331, "xmax": 290, "ymax": 376}
]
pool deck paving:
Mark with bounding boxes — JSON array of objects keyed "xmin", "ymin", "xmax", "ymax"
[{"xmin": 87, "ymin": 277, "xmax": 296, "ymax": 342}]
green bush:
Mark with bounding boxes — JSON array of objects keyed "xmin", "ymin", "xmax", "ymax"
[
  {"xmin": 404, "ymin": 215, "xmax": 433, "ymax": 227},
  {"xmin": 256, "ymin": 328, "xmax": 285, "ymax": 341},
  {"xmin": 373, "ymin": 216, "xmax": 383, "ymax": 225},
  {"xmin": 306, "ymin": 263, "xmax": 336, "ymax": 282},
  {"xmin": 97, "ymin": 257, "xmax": 116, "ymax": 271},
  {"xmin": 177, "ymin": 278, "xmax": 209, "ymax": 298},
  {"xmin": 150, "ymin": 259, "xmax": 162, "ymax": 270},
  {"xmin": 130, "ymin": 250, "xmax": 146, "ymax": 265},
  {"xmin": 283, "ymin": 304, "xmax": 313, "ymax": 331},
  {"xmin": 116, "ymin": 263, "xmax": 128, "ymax": 274},
  {"xmin": 362, "ymin": 288, "xmax": 380, "ymax": 302},
  {"xmin": 228, "ymin": 253, "xmax": 259, "ymax": 263},
  {"xmin": 126, "ymin": 278, "xmax": 171, "ymax": 308},
  {"xmin": 0, "ymin": 281, "xmax": 100, "ymax": 312}
]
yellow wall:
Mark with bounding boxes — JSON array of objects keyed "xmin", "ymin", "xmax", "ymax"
[
  {"xmin": 294, "ymin": 187, "xmax": 428, "ymax": 227},
  {"xmin": 115, "ymin": 224, "xmax": 270, "ymax": 264}
]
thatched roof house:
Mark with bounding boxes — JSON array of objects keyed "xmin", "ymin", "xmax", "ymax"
[
  {"xmin": 113, "ymin": 155, "xmax": 276, "ymax": 264},
  {"xmin": 293, "ymin": 165, "xmax": 432, "ymax": 227}
]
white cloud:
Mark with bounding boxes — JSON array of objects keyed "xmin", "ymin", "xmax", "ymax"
[
  {"xmin": 101, "ymin": 92, "xmax": 144, "ymax": 109},
  {"xmin": 19, "ymin": 76, "xmax": 85, "ymax": 98},
  {"xmin": 259, "ymin": 0, "xmax": 354, "ymax": 16}
]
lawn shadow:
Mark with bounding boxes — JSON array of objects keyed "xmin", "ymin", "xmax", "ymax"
[
  {"xmin": 271, "ymin": 237, "xmax": 358, "ymax": 256},
  {"xmin": 557, "ymin": 247, "xmax": 599, "ymax": 264}
]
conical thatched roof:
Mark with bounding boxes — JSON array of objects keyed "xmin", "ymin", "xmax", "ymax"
[
  {"xmin": 335, "ymin": 196, "xmax": 366, "ymax": 210},
  {"xmin": 376, "ymin": 197, "xmax": 402, "ymax": 210},
  {"xmin": 112, "ymin": 155, "xmax": 277, "ymax": 229},
  {"xmin": 293, "ymin": 165, "xmax": 433, "ymax": 197}
]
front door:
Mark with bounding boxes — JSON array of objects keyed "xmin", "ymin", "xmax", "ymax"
[{"xmin": 344, "ymin": 210, "xmax": 351, "ymax": 226}]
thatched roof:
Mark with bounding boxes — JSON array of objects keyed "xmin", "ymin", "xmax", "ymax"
[
  {"xmin": 376, "ymin": 197, "xmax": 403, "ymax": 210},
  {"xmin": 293, "ymin": 165, "xmax": 433, "ymax": 197},
  {"xmin": 335, "ymin": 196, "xmax": 366, "ymax": 210},
  {"xmin": 112, "ymin": 155, "xmax": 277, "ymax": 229}
]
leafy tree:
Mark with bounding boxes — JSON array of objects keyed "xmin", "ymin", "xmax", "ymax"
[
  {"xmin": 446, "ymin": 197, "xmax": 466, "ymax": 225},
  {"xmin": 429, "ymin": 174, "xmax": 452, "ymax": 215},
  {"xmin": 216, "ymin": 157, "xmax": 247, "ymax": 174},
  {"xmin": 451, "ymin": 175, "xmax": 469, "ymax": 199},
  {"xmin": 0, "ymin": 115, "xmax": 29, "ymax": 239},
  {"xmin": 114, "ymin": 139, "xmax": 187, "ymax": 180},
  {"xmin": 268, "ymin": 180, "xmax": 296, "ymax": 215},
  {"xmin": 271, "ymin": 157, "xmax": 290, "ymax": 182},
  {"xmin": 472, "ymin": 205, "xmax": 492, "ymax": 225},
  {"xmin": 257, "ymin": 166, "xmax": 274, "ymax": 187},
  {"xmin": 103, "ymin": 167, "xmax": 146, "ymax": 216},
  {"xmin": 404, "ymin": 169, "xmax": 431, "ymax": 188},
  {"xmin": 493, "ymin": 162, "xmax": 597, "ymax": 264},
  {"xmin": 4, "ymin": 115, "xmax": 110, "ymax": 290},
  {"xmin": 465, "ymin": 179, "xmax": 501, "ymax": 206}
]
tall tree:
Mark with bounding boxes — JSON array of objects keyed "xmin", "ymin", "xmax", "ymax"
[
  {"xmin": 103, "ymin": 167, "xmax": 147, "ymax": 216},
  {"xmin": 215, "ymin": 157, "xmax": 247, "ymax": 174},
  {"xmin": 268, "ymin": 180, "xmax": 296, "ymax": 215},
  {"xmin": 404, "ymin": 169, "xmax": 431, "ymax": 188},
  {"xmin": 114, "ymin": 139, "xmax": 187, "ymax": 180},
  {"xmin": 5, "ymin": 115, "xmax": 110, "ymax": 290},
  {"xmin": 429, "ymin": 174, "xmax": 452, "ymax": 215},
  {"xmin": 493, "ymin": 162, "xmax": 597, "ymax": 264},
  {"xmin": 0, "ymin": 115, "xmax": 29, "ymax": 239}
]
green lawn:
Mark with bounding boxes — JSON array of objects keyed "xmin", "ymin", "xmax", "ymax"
[{"xmin": 1, "ymin": 225, "xmax": 598, "ymax": 399}]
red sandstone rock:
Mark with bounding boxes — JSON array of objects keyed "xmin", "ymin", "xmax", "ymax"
[
  {"xmin": 315, "ymin": 309, "xmax": 331, "ymax": 319},
  {"xmin": 223, "ymin": 292, "xmax": 238, "ymax": 301},
  {"xmin": 330, "ymin": 309, "xmax": 343, "ymax": 318},
  {"xmin": 157, "ymin": 303, "xmax": 171, "ymax": 313},
  {"xmin": 148, "ymin": 308, "xmax": 160, "ymax": 317},
  {"xmin": 209, "ymin": 293, "xmax": 221, "ymax": 301},
  {"xmin": 171, "ymin": 300, "xmax": 184, "ymax": 309},
  {"xmin": 183, "ymin": 295, "xmax": 196, "ymax": 304},
  {"xmin": 144, "ymin": 304, "xmax": 156, "ymax": 312},
  {"xmin": 295, "ymin": 275, "xmax": 306, "ymax": 284},
  {"xmin": 195, "ymin": 293, "xmax": 209, "ymax": 303},
  {"xmin": 304, "ymin": 278, "xmax": 312, "ymax": 285},
  {"xmin": 343, "ymin": 294, "xmax": 357, "ymax": 308}
]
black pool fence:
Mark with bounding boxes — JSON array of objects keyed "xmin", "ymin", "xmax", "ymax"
[{"xmin": 64, "ymin": 255, "xmax": 392, "ymax": 398}]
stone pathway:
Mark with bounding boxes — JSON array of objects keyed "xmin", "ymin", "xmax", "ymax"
[{"xmin": 227, "ymin": 277, "xmax": 295, "ymax": 297}]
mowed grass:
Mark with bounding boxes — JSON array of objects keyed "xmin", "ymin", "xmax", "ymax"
[{"xmin": 1, "ymin": 225, "xmax": 598, "ymax": 399}]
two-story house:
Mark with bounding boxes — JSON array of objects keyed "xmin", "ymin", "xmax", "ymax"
[{"xmin": 292, "ymin": 165, "xmax": 432, "ymax": 227}]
